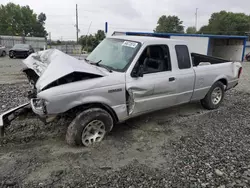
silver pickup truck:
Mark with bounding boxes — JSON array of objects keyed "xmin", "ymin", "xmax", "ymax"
[{"xmin": 0, "ymin": 36, "xmax": 242, "ymax": 146}]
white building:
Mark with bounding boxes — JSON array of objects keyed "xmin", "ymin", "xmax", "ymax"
[{"xmin": 113, "ymin": 31, "xmax": 248, "ymax": 62}]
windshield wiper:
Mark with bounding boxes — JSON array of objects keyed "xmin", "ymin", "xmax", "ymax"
[
  {"xmin": 90, "ymin": 60, "xmax": 113, "ymax": 73},
  {"xmin": 84, "ymin": 58, "xmax": 90, "ymax": 63}
]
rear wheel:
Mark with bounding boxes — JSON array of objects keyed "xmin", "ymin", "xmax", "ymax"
[
  {"xmin": 201, "ymin": 81, "xmax": 225, "ymax": 110},
  {"xmin": 66, "ymin": 108, "xmax": 113, "ymax": 147},
  {"xmin": 2, "ymin": 51, "xmax": 6, "ymax": 57}
]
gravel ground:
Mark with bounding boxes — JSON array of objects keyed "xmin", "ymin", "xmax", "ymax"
[{"xmin": 0, "ymin": 60, "xmax": 249, "ymax": 187}]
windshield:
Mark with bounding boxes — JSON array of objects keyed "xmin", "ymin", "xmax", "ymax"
[
  {"xmin": 14, "ymin": 44, "xmax": 29, "ymax": 49},
  {"xmin": 86, "ymin": 38, "xmax": 141, "ymax": 72}
]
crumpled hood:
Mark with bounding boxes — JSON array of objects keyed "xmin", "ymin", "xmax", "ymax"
[{"xmin": 22, "ymin": 49, "xmax": 105, "ymax": 91}]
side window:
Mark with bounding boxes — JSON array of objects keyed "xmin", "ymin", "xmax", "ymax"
[
  {"xmin": 175, "ymin": 45, "xmax": 191, "ymax": 69},
  {"xmin": 137, "ymin": 45, "xmax": 171, "ymax": 74}
]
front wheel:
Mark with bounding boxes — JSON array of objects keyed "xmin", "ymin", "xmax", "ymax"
[
  {"xmin": 201, "ymin": 81, "xmax": 225, "ymax": 110},
  {"xmin": 66, "ymin": 108, "xmax": 113, "ymax": 147},
  {"xmin": 9, "ymin": 51, "xmax": 14, "ymax": 58}
]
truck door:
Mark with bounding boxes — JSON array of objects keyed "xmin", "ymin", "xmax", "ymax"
[
  {"xmin": 126, "ymin": 45, "xmax": 177, "ymax": 116},
  {"xmin": 174, "ymin": 45, "xmax": 195, "ymax": 104}
]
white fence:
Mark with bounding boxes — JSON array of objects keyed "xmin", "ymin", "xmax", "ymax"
[{"xmin": 0, "ymin": 35, "xmax": 46, "ymax": 53}]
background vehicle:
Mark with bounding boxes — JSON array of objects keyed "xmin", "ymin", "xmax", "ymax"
[
  {"xmin": 9, "ymin": 44, "xmax": 34, "ymax": 58},
  {"xmin": 0, "ymin": 36, "xmax": 242, "ymax": 147},
  {"xmin": 0, "ymin": 45, "xmax": 6, "ymax": 57},
  {"xmin": 245, "ymin": 52, "xmax": 250, "ymax": 61}
]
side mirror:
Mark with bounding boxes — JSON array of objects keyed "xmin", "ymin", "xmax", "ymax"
[{"xmin": 131, "ymin": 64, "xmax": 144, "ymax": 78}]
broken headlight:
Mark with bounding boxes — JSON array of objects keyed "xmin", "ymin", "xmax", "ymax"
[{"xmin": 32, "ymin": 98, "xmax": 47, "ymax": 114}]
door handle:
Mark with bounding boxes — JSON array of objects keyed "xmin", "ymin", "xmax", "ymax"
[{"xmin": 169, "ymin": 77, "xmax": 175, "ymax": 82}]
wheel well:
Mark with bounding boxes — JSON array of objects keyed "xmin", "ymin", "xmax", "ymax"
[
  {"xmin": 66, "ymin": 103, "xmax": 119, "ymax": 123},
  {"xmin": 217, "ymin": 79, "xmax": 227, "ymax": 87}
]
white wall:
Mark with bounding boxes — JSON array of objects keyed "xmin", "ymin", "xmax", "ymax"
[
  {"xmin": 170, "ymin": 36, "xmax": 209, "ymax": 55},
  {"xmin": 207, "ymin": 39, "xmax": 214, "ymax": 56},
  {"xmin": 212, "ymin": 45, "xmax": 243, "ymax": 61},
  {"xmin": 210, "ymin": 39, "xmax": 244, "ymax": 61},
  {"xmin": 244, "ymin": 47, "xmax": 250, "ymax": 56}
]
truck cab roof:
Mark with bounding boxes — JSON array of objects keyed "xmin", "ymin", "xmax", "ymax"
[{"xmin": 109, "ymin": 35, "xmax": 187, "ymax": 45}]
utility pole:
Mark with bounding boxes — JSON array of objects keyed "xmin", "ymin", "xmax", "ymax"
[
  {"xmin": 195, "ymin": 8, "xmax": 198, "ymax": 31},
  {"xmin": 76, "ymin": 4, "xmax": 79, "ymax": 43}
]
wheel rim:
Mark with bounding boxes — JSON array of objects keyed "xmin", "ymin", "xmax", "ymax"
[
  {"xmin": 9, "ymin": 52, "xmax": 13, "ymax": 57},
  {"xmin": 211, "ymin": 87, "xmax": 222, "ymax": 105},
  {"xmin": 81, "ymin": 120, "xmax": 106, "ymax": 146}
]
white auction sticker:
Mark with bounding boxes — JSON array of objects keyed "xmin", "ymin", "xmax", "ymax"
[{"xmin": 122, "ymin": 41, "xmax": 138, "ymax": 48}]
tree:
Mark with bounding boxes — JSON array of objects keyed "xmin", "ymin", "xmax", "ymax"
[
  {"xmin": 186, "ymin": 26, "xmax": 197, "ymax": 34},
  {"xmin": 79, "ymin": 30, "xmax": 106, "ymax": 52},
  {"xmin": 155, "ymin": 15, "xmax": 184, "ymax": 33},
  {"xmin": 198, "ymin": 25, "xmax": 211, "ymax": 34},
  {"xmin": 95, "ymin": 30, "xmax": 105, "ymax": 41},
  {"xmin": 198, "ymin": 11, "xmax": 250, "ymax": 35},
  {"xmin": 56, "ymin": 40, "xmax": 61, "ymax": 45},
  {"xmin": 38, "ymin": 13, "xmax": 46, "ymax": 23},
  {"xmin": 0, "ymin": 3, "xmax": 47, "ymax": 37}
]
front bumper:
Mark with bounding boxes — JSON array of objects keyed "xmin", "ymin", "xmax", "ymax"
[
  {"xmin": 30, "ymin": 98, "xmax": 57, "ymax": 124},
  {"xmin": 14, "ymin": 50, "xmax": 29, "ymax": 57},
  {"xmin": 0, "ymin": 103, "xmax": 31, "ymax": 136}
]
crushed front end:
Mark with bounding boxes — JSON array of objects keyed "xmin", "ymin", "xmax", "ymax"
[{"xmin": 0, "ymin": 49, "xmax": 105, "ymax": 137}]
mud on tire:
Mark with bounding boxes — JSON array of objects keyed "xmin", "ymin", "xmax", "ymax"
[
  {"xmin": 66, "ymin": 108, "xmax": 113, "ymax": 146},
  {"xmin": 201, "ymin": 81, "xmax": 225, "ymax": 110}
]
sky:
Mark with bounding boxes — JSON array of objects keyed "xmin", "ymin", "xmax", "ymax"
[{"xmin": 1, "ymin": 0, "xmax": 250, "ymax": 40}]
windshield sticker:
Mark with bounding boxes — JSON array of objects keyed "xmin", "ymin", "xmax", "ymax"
[{"xmin": 122, "ymin": 41, "xmax": 138, "ymax": 48}]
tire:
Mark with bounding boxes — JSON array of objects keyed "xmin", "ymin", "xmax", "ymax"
[
  {"xmin": 247, "ymin": 57, "xmax": 250, "ymax": 62},
  {"xmin": 201, "ymin": 81, "xmax": 225, "ymax": 110},
  {"xmin": 9, "ymin": 51, "xmax": 14, "ymax": 58},
  {"xmin": 2, "ymin": 51, "xmax": 6, "ymax": 57},
  {"xmin": 66, "ymin": 108, "xmax": 113, "ymax": 147}
]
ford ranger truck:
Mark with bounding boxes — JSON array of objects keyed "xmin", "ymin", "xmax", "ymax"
[{"xmin": 0, "ymin": 36, "xmax": 242, "ymax": 147}]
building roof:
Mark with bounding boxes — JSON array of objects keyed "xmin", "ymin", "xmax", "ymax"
[{"xmin": 123, "ymin": 31, "xmax": 248, "ymax": 40}]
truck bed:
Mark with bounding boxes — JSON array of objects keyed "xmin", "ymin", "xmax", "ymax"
[{"xmin": 191, "ymin": 53, "xmax": 229, "ymax": 66}]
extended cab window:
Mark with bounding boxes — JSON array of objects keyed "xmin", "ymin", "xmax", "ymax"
[
  {"xmin": 137, "ymin": 45, "xmax": 171, "ymax": 74},
  {"xmin": 175, "ymin": 45, "xmax": 191, "ymax": 69}
]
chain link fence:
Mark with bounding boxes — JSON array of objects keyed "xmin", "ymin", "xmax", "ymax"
[
  {"xmin": 0, "ymin": 35, "xmax": 46, "ymax": 53},
  {"xmin": 47, "ymin": 44, "xmax": 82, "ymax": 55}
]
